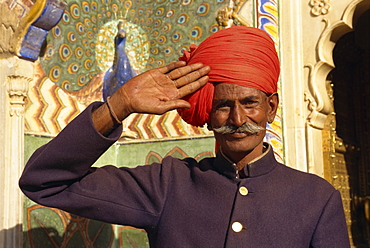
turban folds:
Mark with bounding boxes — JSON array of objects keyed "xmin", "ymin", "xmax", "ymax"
[{"xmin": 177, "ymin": 26, "xmax": 280, "ymax": 127}]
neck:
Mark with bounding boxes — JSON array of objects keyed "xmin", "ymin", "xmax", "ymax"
[{"xmin": 222, "ymin": 142, "xmax": 265, "ymax": 172}]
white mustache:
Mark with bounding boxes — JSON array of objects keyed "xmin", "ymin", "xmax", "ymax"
[{"xmin": 211, "ymin": 123, "xmax": 265, "ymax": 134}]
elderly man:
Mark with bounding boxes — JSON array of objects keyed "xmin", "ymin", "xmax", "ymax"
[{"xmin": 19, "ymin": 26, "xmax": 349, "ymax": 247}]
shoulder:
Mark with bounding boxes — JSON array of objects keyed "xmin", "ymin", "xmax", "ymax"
[
  {"xmin": 282, "ymin": 163, "xmax": 330, "ymax": 182},
  {"xmin": 273, "ymin": 163, "xmax": 337, "ymax": 196},
  {"xmin": 152, "ymin": 156, "xmax": 200, "ymax": 176},
  {"xmin": 155, "ymin": 156, "xmax": 218, "ymax": 182},
  {"xmin": 160, "ymin": 156, "xmax": 214, "ymax": 171}
]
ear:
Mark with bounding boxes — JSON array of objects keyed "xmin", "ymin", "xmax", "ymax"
[{"xmin": 267, "ymin": 93, "xmax": 279, "ymax": 123}]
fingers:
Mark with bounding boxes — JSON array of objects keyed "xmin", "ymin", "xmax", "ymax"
[
  {"xmin": 166, "ymin": 62, "xmax": 205, "ymax": 80},
  {"xmin": 159, "ymin": 61, "xmax": 207, "ymax": 78},
  {"xmin": 159, "ymin": 61, "xmax": 186, "ymax": 74},
  {"xmin": 173, "ymin": 65, "xmax": 210, "ymax": 88},
  {"xmin": 177, "ymin": 75, "xmax": 209, "ymax": 98}
]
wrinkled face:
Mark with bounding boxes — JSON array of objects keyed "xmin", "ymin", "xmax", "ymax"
[{"xmin": 210, "ymin": 83, "xmax": 278, "ymax": 161}]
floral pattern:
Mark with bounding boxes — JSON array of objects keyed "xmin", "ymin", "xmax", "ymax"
[{"xmin": 309, "ymin": 0, "xmax": 331, "ymax": 16}]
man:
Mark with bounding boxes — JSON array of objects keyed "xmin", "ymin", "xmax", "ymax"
[{"xmin": 19, "ymin": 26, "xmax": 350, "ymax": 247}]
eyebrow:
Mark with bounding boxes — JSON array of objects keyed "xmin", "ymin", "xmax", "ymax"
[
  {"xmin": 214, "ymin": 99, "xmax": 228, "ymax": 106},
  {"xmin": 239, "ymin": 96, "xmax": 261, "ymax": 104},
  {"xmin": 213, "ymin": 96, "xmax": 262, "ymax": 107}
]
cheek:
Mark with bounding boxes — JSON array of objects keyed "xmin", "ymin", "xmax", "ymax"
[
  {"xmin": 210, "ymin": 111, "xmax": 229, "ymax": 125},
  {"xmin": 247, "ymin": 109, "xmax": 269, "ymax": 124}
]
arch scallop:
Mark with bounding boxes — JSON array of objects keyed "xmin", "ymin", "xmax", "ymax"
[{"xmin": 305, "ymin": 0, "xmax": 370, "ymax": 129}]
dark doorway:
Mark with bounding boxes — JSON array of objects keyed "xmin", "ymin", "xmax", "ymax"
[{"xmin": 331, "ymin": 8, "xmax": 370, "ymax": 247}]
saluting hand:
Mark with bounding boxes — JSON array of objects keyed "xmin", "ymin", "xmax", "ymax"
[
  {"xmin": 115, "ymin": 61, "xmax": 210, "ymax": 118},
  {"xmin": 92, "ymin": 61, "xmax": 210, "ymax": 135}
]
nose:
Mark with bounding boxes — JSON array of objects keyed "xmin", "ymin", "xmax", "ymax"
[{"xmin": 229, "ymin": 104, "xmax": 247, "ymax": 127}]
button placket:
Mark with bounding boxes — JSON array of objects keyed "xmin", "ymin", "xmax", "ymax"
[{"xmin": 229, "ymin": 184, "xmax": 250, "ymax": 234}]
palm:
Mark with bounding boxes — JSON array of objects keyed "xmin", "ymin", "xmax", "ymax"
[{"xmin": 119, "ymin": 61, "xmax": 210, "ymax": 115}]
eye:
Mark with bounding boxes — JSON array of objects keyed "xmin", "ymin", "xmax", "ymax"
[
  {"xmin": 215, "ymin": 102, "xmax": 230, "ymax": 112},
  {"xmin": 217, "ymin": 105, "xmax": 230, "ymax": 112},
  {"xmin": 243, "ymin": 100, "xmax": 259, "ymax": 108}
]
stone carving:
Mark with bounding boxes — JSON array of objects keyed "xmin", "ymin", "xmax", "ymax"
[
  {"xmin": 304, "ymin": 59, "xmax": 334, "ymax": 129},
  {"xmin": 6, "ymin": 58, "xmax": 34, "ymax": 117},
  {"xmin": 309, "ymin": 0, "xmax": 332, "ymax": 16},
  {"xmin": 304, "ymin": 14, "xmax": 348, "ymax": 129},
  {"xmin": 217, "ymin": 0, "xmax": 250, "ymax": 28},
  {"xmin": 7, "ymin": 75, "xmax": 30, "ymax": 116},
  {"xmin": 0, "ymin": 3, "xmax": 20, "ymax": 55},
  {"xmin": 305, "ymin": 0, "xmax": 370, "ymax": 129}
]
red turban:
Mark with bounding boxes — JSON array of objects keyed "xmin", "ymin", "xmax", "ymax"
[{"xmin": 177, "ymin": 26, "xmax": 280, "ymax": 127}]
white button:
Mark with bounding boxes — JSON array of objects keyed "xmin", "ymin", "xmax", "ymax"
[
  {"xmin": 239, "ymin": 186, "xmax": 249, "ymax": 196},
  {"xmin": 232, "ymin": 222, "xmax": 243, "ymax": 232}
]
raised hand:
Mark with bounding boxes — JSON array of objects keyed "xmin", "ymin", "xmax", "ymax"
[
  {"xmin": 115, "ymin": 61, "xmax": 210, "ymax": 117},
  {"xmin": 92, "ymin": 61, "xmax": 210, "ymax": 135}
]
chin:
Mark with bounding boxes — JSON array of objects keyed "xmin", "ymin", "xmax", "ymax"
[{"xmin": 218, "ymin": 134, "xmax": 265, "ymax": 155}]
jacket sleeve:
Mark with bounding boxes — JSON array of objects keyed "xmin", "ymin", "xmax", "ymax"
[
  {"xmin": 19, "ymin": 102, "xmax": 171, "ymax": 231},
  {"xmin": 310, "ymin": 190, "xmax": 350, "ymax": 248}
]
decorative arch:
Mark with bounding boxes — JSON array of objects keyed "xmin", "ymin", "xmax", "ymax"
[
  {"xmin": 305, "ymin": 0, "xmax": 370, "ymax": 129},
  {"xmin": 166, "ymin": 146, "xmax": 189, "ymax": 159},
  {"xmin": 145, "ymin": 151, "xmax": 162, "ymax": 165},
  {"xmin": 308, "ymin": 1, "xmax": 370, "ymax": 244}
]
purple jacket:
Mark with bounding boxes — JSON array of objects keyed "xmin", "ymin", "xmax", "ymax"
[{"xmin": 19, "ymin": 103, "xmax": 350, "ymax": 247}]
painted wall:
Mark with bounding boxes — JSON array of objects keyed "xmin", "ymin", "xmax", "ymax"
[
  {"xmin": 4, "ymin": 0, "xmax": 283, "ymax": 247},
  {"xmin": 7, "ymin": 0, "xmax": 369, "ymax": 246}
]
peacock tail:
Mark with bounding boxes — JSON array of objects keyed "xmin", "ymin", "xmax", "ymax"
[{"xmin": 40, "ymin": 0, "xmax": 230, "ymax": 94}]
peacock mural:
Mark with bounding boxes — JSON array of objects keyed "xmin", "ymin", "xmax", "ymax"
[
  {"xmin": 25, "ymin": 0, "xmax": 283, "ymax": 159},
  {"xmin": 40, "ymin": 0, "xmax": 229, "ymax": 96},
  {"xmin": 102, "ymin": 21, "xmax": 138, "ymax": 100},
  {"xmin": 26, "ymin": 0, "xmax": 233, "ymax": 139}
]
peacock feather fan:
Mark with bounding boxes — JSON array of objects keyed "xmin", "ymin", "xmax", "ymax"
[{"xmin": 40, "ymin": 0, "xmax": 229, "ymax": 93}]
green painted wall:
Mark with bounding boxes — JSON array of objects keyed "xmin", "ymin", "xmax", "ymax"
[{"xmin": 25, "ymin": 134, "xmax": 216, "ymax": 168}]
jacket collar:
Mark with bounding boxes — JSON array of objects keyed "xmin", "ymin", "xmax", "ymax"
[{"xmin": 213, "ymin": 143, "xmax": 278, "ymax": 179}]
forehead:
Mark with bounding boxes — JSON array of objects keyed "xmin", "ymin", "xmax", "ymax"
[{"xmin": 213, "ymin": 83, "xmax": 265, "ymax": 100}]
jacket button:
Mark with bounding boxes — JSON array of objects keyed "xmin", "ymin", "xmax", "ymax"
[
  {"xmin": 232, "ymin": 222, "xmax": 243, "ymax": 232},
  {"xmin": 239, "ymin": 186, "xmax": 249, "ymax": 196}
]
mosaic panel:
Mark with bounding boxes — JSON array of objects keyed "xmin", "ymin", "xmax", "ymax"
[
  {"xmin": 24, "ymin": 0, "xmax": 229, "ymax": 138},
  {"xmin": 255, "ymin": 0, "xmax": 283, "ymax": 161}
]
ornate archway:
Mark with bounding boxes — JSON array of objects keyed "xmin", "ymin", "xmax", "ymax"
[{"xmin": 306, "ymin": 0, "xmax": 370, "ymax": 246}]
